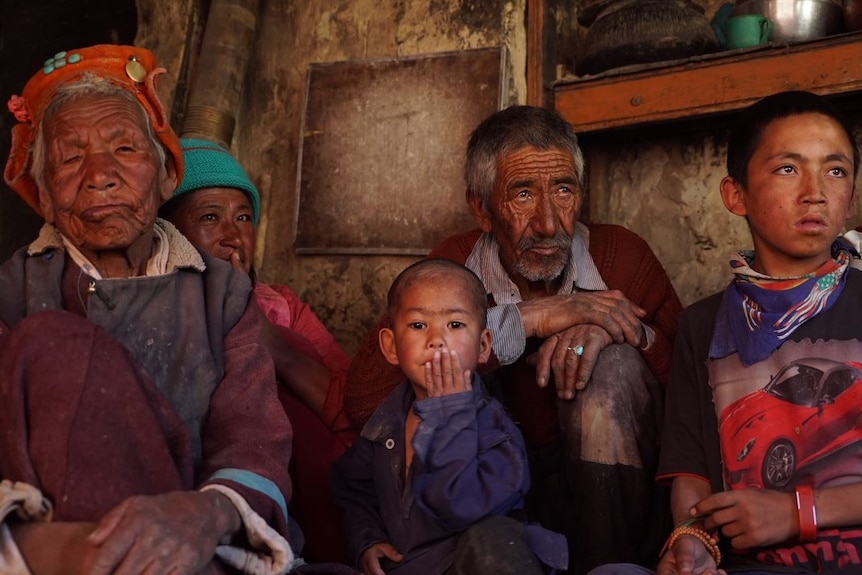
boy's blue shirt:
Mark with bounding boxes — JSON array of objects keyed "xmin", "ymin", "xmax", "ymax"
[{"xmin": 331, "ymin": 371, "xmax": 567, "ymax": 574}]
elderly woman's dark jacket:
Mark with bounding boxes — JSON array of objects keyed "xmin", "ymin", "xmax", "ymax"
[{"xmin": 0, "ymin": 220, "xmax": 293, "ymax": 537}]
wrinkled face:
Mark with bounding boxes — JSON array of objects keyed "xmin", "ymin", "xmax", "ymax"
[
  {"xmin": 169, "ymin": 187, "xmax": 256, "ymax": 274},
  {"xmin": 380, "ymin": 273, "xmax": 492, "ymax": 397},
  {"xmin": 38, "ymin": 95, "xmax": 174, "ymax": 256},
  {"xmin": 721, "ymin": 113, "xmax": 855, "ymax": 277},
  {"xmin": 470, "ymin": 146, "xmax": 581, "ymax": 287}
]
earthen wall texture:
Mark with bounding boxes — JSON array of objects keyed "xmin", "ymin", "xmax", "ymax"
[{"xmin": 138, "ymin": 0, "xmax": 862, "ymax": 355}]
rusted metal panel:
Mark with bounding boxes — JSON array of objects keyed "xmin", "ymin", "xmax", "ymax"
[
  {"xmin": 295, "ymin": 47, "xmax": 504, "ymax": 255},
  {"xmin": 554, "ymin": 33, "xmax": 862, "ymax": 134}
]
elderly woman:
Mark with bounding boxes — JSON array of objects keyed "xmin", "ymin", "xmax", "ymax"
[
  {"xmin": 0, "ymin": 45, "xmax": 294, "ymax": 575},
  {"xmin": 160, "ymin": 138, "xmax": 355, "ymax": 563}
]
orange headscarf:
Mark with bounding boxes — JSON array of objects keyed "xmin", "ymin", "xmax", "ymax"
[{"xmin": 4, "ymin": 44, "xmax": 184, "ymax": 217}]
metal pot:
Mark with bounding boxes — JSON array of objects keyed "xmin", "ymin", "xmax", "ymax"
[
  {"xmin": 577, "ymin": 0, "xmax": 719, "ymax": 76},
  {"xmin": 731, "ymin": 0, "xmax": 845, "ymax": 43}
]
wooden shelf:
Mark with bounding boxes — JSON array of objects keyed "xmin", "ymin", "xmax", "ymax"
[{"xmin": 553, "ymin": 32, "xmax": 862, "ymax": 134}]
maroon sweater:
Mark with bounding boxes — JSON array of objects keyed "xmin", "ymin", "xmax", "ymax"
[{"xmin": 345, "ymin": 224, "xmax": 683, "ymax": 446}]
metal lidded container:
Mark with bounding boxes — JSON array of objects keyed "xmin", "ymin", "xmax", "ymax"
[{"xmin": 730, "ymin": 0, "xmax": 845, "ymax": 43}]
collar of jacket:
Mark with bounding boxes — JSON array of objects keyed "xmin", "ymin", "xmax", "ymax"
[{"xmin": 26, "ymin": 217, "xmax": 206, "ymax": 273}]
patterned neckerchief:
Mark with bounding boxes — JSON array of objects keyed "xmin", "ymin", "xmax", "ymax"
[{"xmin": 709, "ymin": 241, "xmax": 852, "ymax": 366}]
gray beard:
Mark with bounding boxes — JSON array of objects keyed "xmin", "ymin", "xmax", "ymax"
[
  {"xmin": 516, "ymin": 253, "xmax": 568, "ymax": 282},
  {"xmin": 513, "ymin": 231, "xmax": 572, "ymax": 282}
]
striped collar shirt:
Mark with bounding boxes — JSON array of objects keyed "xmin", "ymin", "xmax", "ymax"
[{"xmin": 464, "ymin": 221, "xmax": 608, "ymax": 364}]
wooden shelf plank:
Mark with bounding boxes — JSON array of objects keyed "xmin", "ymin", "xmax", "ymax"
[{"xmin": 553, "ymin": 33, "xmax": 862, "ymax": 134}]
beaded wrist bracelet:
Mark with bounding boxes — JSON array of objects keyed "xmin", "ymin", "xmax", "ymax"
[{"xmin": 661, "ymin": 525, "xmax": 722, "ymax": 566}]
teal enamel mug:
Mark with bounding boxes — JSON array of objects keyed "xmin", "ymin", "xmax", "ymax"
[{"xmin": 726, "ymin": 14, "xmax": 772, "ymax": 49}]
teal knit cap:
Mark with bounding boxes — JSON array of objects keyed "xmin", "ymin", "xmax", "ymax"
[{"xmin": 173, "ymin": 138, "xmax": 260, "ymax": 224}]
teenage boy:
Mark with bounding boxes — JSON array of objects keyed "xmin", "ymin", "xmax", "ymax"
[
  {"xmin": 330, "ymin": 259, "xmax": 566, "ymax": 575},
  {"xmin": 592, "ymin": 91, "xmax": 862, "ymax": 575},
  {"xmin": 657, "ymin": 89, "xmax": 862, "ymax": 574}
]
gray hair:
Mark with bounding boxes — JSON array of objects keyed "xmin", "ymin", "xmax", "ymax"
[
  {"xmin": 30, "ymin": 73, "xmax": 167, "ymax": 192},
  {"xmin": 465, "ymin": 105, "xmax": 585, "ymax": 206}
]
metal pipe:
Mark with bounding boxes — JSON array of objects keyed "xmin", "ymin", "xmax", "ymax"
[{"xmin": 180, "ymin": 0, "xmax": 260, "ymax": 148}]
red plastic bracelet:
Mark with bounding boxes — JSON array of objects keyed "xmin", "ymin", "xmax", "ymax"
[{"xmin": 795, "ymin": 484, "xmax": 818, "ymax": 542}]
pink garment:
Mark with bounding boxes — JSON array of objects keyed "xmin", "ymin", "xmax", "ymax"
[
  {"xmin": 254, "ymin": 283, "xmax": 352, "ymax": 436},
  {"xmin": 253, "ymin": 283, "xmax": 356, "ymax": 563}
]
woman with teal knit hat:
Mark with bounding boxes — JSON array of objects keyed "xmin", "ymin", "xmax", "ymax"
[
  {"xmin": 163, "ymin": 138, "xmax": 262, "ymax": 275},
  {"xmin": 161, "ymin": 138, "xmax": 356, "ymax": 564}
]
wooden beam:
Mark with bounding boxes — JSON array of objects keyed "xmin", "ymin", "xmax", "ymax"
[
  {"xmin": 526, "ymin": 0, "xmax": 546, "ymax": 107},
  {"xmin": 554, "ymin": 33, "xmax": 862, "ymax": 133}
]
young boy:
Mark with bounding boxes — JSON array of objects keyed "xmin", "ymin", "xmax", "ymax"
[{"xmin": 331, "ymin": 259, "xmax": 567, "ymax": 575}]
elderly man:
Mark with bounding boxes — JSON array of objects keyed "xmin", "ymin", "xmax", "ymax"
[
  {"xmin": 345, "ymin": 106, "xmax": 683, "ymax": 573},
  {"xmin": 0, "ymin": 45, "xmax": 293, "ymax": 575}
]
